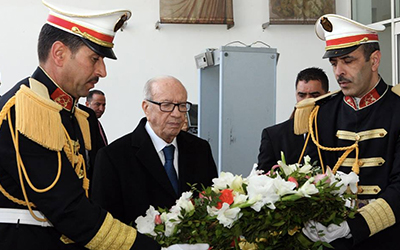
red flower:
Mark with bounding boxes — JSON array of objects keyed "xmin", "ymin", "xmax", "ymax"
[
  {"xmin": 199, "ymin": 191, "xmax": 206, "ymax": 199},
  {"xmin": 288, "ymin": 176, "xmax": 299, "ymax": 188},
  {"xmin": 216, "ymin": 189, "xmax": 234, "ymax": 209},
  {"xmin": 154, "ymin": 214, "xmax": 162, "ymax": 225}
]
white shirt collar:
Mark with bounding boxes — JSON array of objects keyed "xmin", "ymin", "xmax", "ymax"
[{"xmin": 145, "ymin": 121, "xmax": 178, "ymax": 152}]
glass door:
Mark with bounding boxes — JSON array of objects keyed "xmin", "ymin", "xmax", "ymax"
[{"xmin": 352, "ymin": 0, "xmax": 394, "ymax": 85}]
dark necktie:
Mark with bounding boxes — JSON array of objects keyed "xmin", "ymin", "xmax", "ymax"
[{"xmin": 162, "ymin": 145, "xmax": 179, "ymax": 195}]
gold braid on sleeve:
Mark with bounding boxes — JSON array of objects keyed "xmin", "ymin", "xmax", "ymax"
[
  {"xmin": 359, "ymin": 198, "xmax": 396, "ymax": 236},
  {"xmin": 85, "ymin": 212, "xmax": 137, "ymax": 250}
]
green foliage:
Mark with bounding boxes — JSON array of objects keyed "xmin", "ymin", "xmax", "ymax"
[{"xmin": 137, "ymin": 155, "xmax": 358, "ymax": 250}]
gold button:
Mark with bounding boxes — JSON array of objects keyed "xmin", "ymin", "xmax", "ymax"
[
  {"xmin": 358, "ymin": 187, "xmax": 364, "ymax": 193},
  {"xmin": 358, "ymin": 160, "xmax": 364, "ymax": 166},
  {"xmin": 355, "ymin": 134, "xmax": 361, "ymax": 141}
]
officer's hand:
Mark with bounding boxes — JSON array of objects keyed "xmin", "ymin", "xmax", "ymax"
[{"xmin": 302, "ymin": 220, "xmax": 351, "ymax": 243}]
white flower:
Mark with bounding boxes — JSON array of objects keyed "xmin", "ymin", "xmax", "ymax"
[
  {"xmin": 175, "ymin": 191, "xmax": 195, "ymax": 213},
  {"xmin": 272, "ymin": 174, "xmax": 297, "ymax": 196},
  {"xmin": 303, "ymin": 155, "xmax": 311, "ymax": 165},
  {"xmin": 233, "ymin": 192, "xmax": 248, "ymax": 206},
  {"xmin": 325, "ymin": 167, "xmax": 337, "ymax": 185},
  {"xmin": 161, "ymin": 210, "xmax": 182, "ymax": 237},
  {"xmin": 135, "ymin": 206, "xmax": 159, "ymax": 236},
  {"xmin": 298, "ymin": 157, "xmax": 313, "ymax": 174},
  {"xmin": 231, "ymin": 175, "xmax": 246, "ymax": 194},
  {"xmin": 334, "ymin": 171, "xmax": 359, "ymax": 194},
  {"xmin": 160, "ymin": 196, "xmax": 189, "ymax": 237},
  {"xmin": 212, "ymin": 172, "xmax": 236, "ymax": 190},
  {"xmin": 247, "ymin": 174, "xmax": 280, "ymax": 211},
  {"xmin": 277, "ymin": 160, "xmax": 297, "ymax": 176},
  {"xmin": 207, "ymin": 203, "xmax": 242, "ymax": 228},
  {"xmin": 248, "ymin": 163, "xmax": 265, "ymax": 177},
  {"xmin": 297, "ymin": 178, "xmax": 319, "ymax": 197}
]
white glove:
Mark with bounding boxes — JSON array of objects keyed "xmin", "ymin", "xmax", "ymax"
[
  {"xmin": 302, "ymin": 221, "xmax": 352, "ymax": 243},
  {"xmin": 162, "ymin": 244, "xmax": 210, "ymax": 250}
]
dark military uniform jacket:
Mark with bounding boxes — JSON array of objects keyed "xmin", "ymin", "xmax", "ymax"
[
  {"xmin": 0, "ymin": 67, "xmax": 158, "ymax": 250},
  {"xmin": 314, "ymin": 79, "xmax": 400, "ymax": 250},
  {"xmin": 77, "ymin": 104, "xmax": 106, "ymax": 180}
]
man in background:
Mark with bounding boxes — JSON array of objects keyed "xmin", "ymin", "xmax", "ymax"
[
  {"xmin": 257, "ymin": 67, "xmax": 329, "ymax": 172},
  {"xmin": 86, "ymin": 89, "xmax": 106, "ymax": 118},
  {"xmin": 86, "ymin": 89, "xmax": 107, "ymax": 145},
  {"xmin": 91, "ymin": 75, "xmax": 218, "ymax": 226},
  {"xmin": 80, "ymin": 89, "xmax": 107, "ymax": 178}
]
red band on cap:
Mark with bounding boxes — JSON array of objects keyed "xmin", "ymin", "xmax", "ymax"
[
  {"xmin": 326, "ymin": 34, "xmax": 379, "ymax": 47},
  {"xmin": 47, "ymin": 14, "xmax": 114, "ymax": 43}
]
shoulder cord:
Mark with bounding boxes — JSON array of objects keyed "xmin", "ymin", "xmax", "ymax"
[
  {"xmin": 298, "ymin": 131, "xmax": 325, "ymax": 173},
  {"xmin": 62, "ymin": 126, "xmax": 89, "ymax": 197},
  {"xmin": 0, "ymin": 96, "xmax": 89, "ymax": 222},
  {"xmin": 0, "ymin": 97, "xmax": 36, "ymax": 208},
  {"xmin": 297, "ymin": 105, "xmax": 360, "ymax": 175}
]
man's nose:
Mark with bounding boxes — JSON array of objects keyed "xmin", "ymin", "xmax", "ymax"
[{"xmin": 96, "ymin": 58, "xmax": 107, "ymax": 78}]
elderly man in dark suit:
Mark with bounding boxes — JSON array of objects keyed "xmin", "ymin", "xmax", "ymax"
[
  {"xmin": 90, "ymin": 75, "xmax": 218, "ymax": 225},
  {"xmin": 257, "ymin": 67, "xmax": 329, "ymax": 172}
]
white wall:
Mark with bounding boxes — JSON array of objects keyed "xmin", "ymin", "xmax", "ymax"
[{"xmin": 0, "ymin": 0, "xmax": 349, "ymax": 142}]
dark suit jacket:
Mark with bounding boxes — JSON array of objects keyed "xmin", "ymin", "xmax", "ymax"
[
  {"xmin": 97, "ymin": 120, "xmax": 108, "ymax": 146},
  {"xmin": 90, "ymin": 117, "xmax": 218, "ymax": 225},
  {"xmin": 257, "ymin": 118, "xmax": 315, "ymax": 172},
  {"xmin": 77, "ymin": 104, "xmax": 106, "ymax": 180}
]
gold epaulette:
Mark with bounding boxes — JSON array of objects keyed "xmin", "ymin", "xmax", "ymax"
[
  {"xmin": 391, "ymin": 84, "xmax": 400, "ymax": 97},
  {"xmin": 294, "ymin": 90, "xmax": 341, "ymax": 135},
  {"xmin": 15, "ymin": 78, "xmax": 64, "ymax": 151},
  {"xmin": 74, "ymin": 107, "xmax": 91, "ymax": 151}
]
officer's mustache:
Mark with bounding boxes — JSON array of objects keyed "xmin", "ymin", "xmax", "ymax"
[
  {"xmin": 337, "ymin": 75, "xmax": 351, "ymax": 83},
  {"xmin": 88, "ymin": 77, "xmax": 100, "ymax": 84}
]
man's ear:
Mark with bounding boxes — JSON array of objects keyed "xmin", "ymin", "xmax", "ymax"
[
  {"xmin": 51, "ymin": 41, "xmax": 67, "ymax": 67},
  {"xmin": 370, "ymin": 50, "xmax": 381, "ymax": 72},
  {"xmin": 142, "ymin": 100, "xmax": 149, "ymax": 115}
]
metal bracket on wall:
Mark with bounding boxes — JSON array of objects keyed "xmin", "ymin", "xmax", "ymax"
[
  {"xmin": 155, "ymin": 21, "xmax": 161, "ymax": 30},
  {"xmin": 262, "ymin": 22, "xmax": 270, "ymax": 30}
]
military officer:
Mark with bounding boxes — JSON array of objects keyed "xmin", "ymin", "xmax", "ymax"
[
  {"xmin": 300, "ymin": 14, "xmax": 400, "ymax": 250},
  {"xmin": 0, "ymin": 1, "xmax": 159, "ymax": 249}
]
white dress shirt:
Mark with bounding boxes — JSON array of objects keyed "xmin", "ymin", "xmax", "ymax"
[{"xmin": 145, "ymin": 121, "xmax": 179, "ymax": 176}]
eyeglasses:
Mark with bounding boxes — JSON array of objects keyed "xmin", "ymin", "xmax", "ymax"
[{"xmin": 146, "ymin": 99, "xmax": 192, "ymax": 112}]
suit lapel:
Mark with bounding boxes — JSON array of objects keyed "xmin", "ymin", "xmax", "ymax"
[
  {"xmin": 131, "ymin": 118, "xmax": 179, "ymax": 198},
  {"xmin": 289, "ymin": 119, "xmax": 310, "ymax": 163}
]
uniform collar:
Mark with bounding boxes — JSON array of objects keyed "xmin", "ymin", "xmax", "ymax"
[
  {"xmin": 343, "ymin": 78, "xmax": 388, "ymax": 110},
  {"xmin": 50, "ymin": 86, "xmax": 75, "ymax": 112},
  {"xmin": 36, "ymin": 66, "xmax": 77, "ymax": 112}
]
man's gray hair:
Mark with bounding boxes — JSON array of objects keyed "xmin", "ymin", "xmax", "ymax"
[{"xmin": 143, "ymin": 75, "xmax": 186, "ymax": 100}]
